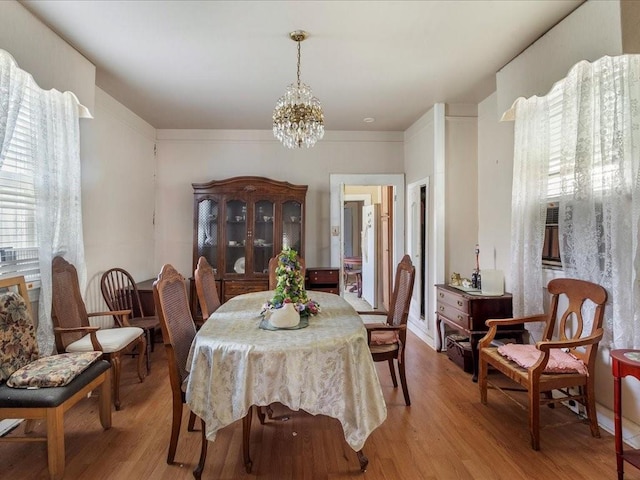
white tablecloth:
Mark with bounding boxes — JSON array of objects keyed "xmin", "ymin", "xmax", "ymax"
[{"xmin": 186, "ymin": 290, "xmax": 387, "ymax": 451}]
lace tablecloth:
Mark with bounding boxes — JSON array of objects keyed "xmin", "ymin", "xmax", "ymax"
[{"xmin": 186, "ymin": 290, "xmax": 387, "ymax": 451}]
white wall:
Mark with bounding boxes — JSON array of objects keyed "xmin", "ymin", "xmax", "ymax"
[
  {"xmin": 80, "ymin": 88, "xmax": 157, "ymax": 314},
  {"xmin": 444, "ymin": 110, "xmax": 478, "ymax": 278},
  {"xmin": 154, "ymin": 129, "xmax": 404, "ymax": 278},
  {"xmin": 477, "ymin": 92, "xmax": 514, "ymax": 288},
  {"xmin": 496, "ymin": 0, "xmax": 622, "ymax": 118}
]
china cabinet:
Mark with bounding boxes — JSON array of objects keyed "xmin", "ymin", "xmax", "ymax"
[{"xmin": 192, "ymin": 176, "xmax": 307, "ymax": 317}]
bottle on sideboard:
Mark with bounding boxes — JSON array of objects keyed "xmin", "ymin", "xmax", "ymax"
[
  {"xmin": 471, "ymin": 269, "xmax": 478, "ymax": 289},
  {"xmin": 477, "ymin": 270, "xmax": 481, "ymax": 290}
]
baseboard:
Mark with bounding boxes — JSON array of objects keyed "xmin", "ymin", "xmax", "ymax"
[{"xmin": 597, "ymin": 403, "xmax": 640, "ymax": 449}]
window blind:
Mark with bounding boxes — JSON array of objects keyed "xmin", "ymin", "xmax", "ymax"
[{"xmin": 0, "ymin": 86, "xmax": 39, "ymax": 283}]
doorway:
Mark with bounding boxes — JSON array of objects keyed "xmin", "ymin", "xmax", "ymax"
[
  {"xmin": 407, "ymin": 177, "xmax": 431, "ymax": 340},
  {"xmin": 330, "ymin": 174, "xmax": 405, "ymax": 311}
]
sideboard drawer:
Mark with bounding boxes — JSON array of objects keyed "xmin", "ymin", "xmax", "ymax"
[
  {"xmin": 437, "ymin": 287, "xmax": 469, "ymax": 312},
  {"xmin": 436, "ymin": 302, "xmax": 470, "ymax": 330},
  {"xmin": 307, "ymin": 268, "xmax": 338, "ymax": 284}
]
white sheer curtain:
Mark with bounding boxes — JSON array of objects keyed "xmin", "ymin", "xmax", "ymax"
[
  {"xmin": 510, "ymin": 95, "xmax": 550, "ymax": 340},
  {"xmin": 0, "ymin": 49, "xmax": 86, "ymax": 355},
  {"xmin": 559, "ymin": 56, "xmax": 640, "ymax": 348}
]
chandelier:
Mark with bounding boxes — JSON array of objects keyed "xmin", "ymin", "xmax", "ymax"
[{"xmin": 273, "ymin": 30, "xmax": 325, "ymax": 149}]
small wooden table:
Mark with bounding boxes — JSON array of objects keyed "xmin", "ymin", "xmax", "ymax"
[{"xmin": 611, "ymin": 349, "xmax": 640, "ymax": 479}]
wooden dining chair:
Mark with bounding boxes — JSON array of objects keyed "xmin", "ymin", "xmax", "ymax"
[
  {"xmin": 0, "ymin": 275, "xmax": 112, "ymax": 480},
  {"xmin": 51, "ymin": 256, "xmax": 146, "ymax": 410},
  {"xmin": 153, "ymin": 263, "xmax": 199, "ymax": 464},
  {"xmin": 478, "ymin": 278, "xmax": 607, "ymax": 450},
  {"xmin": 194, "ymin": 256, "xmax": 221, "ymax": 319},
  {"xmin": 100, "ymin": 267, "xmax": 161, "ymax": 373},
  {"xmin": 357, "ymin": 254, "xmax": 415, "ymax": 406},
  {"xmin": 268, "ymin": 254, "xmax": 306, "ymax": 290}
]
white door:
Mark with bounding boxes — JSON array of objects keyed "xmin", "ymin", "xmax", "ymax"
[{"xmin": 362, "ymin": 204, "xmax": 379, "ymax": 308}]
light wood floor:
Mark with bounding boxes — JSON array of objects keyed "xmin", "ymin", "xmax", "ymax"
[{"xmin": 1, "ymin": 331, "xmax": 637, "ymax": 480}]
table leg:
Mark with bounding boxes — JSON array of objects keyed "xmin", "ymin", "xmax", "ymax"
[
  {"xmin": 357, "ymin": 450, "xmax": 368, "ymax": 472},
  {"xmin": 614, "ymin": 372, "xmax": 624, "ymax": 480},
  {"xmin": 242, "ymin": 408, "xmax": 253, "ymax": 474},
  {"xmin": 193, "ymin": 418, "xmax": 207, "ymax": 479}
]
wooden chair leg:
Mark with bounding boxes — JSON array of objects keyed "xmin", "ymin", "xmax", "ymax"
[
  {"xmin": 529, "ymin": 384, "xmax": 541, "ymax": 450},
  {"xmin": 23, "ymin": 419, "xmax": 37, "ymax": 433},
  {"xmin": 167, "ymin": 399, "xmax": 183, "ymax": 464},
  {"xmin": 479, "ymin": 355, "xmax": 488, "ymax": 405},
  {"xmin": 98, "ymin": 370, "xmax": 112, "ymax": 429},
  {"xmin": 585, "ymin": 382, "xmax": 601, "ymax": 438},
  {"xmin": 397, "ymin": 360, "xmax": 411, "ymax": 406},
  {"xmin": 111, "ymin": 355, "xmax": 122, "ymax": 411},
  {"xmin": 144, "ymin": 329, "xmax": 152, "ymax": 373},
  {"xmin": 193, "ymin": 418, "xmax": 207, "ymax": 480},
  {"xmin": 46, "ymin": 406, "xmax": 65, "ymax": 480},
  {"xmin": 388, "ymin": 359, "xmax": 398, "ymax": 388},
  {"xmin": 188, "ymin": 411, "xmax": 197, "ymax": 431},
  {"xmin": 137, "ymin": 336, "xmax": 147, "ymax": 382}
]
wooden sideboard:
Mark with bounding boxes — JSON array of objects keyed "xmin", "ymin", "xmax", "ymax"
[
  {"xmin": 435, "ymin": 284, "xmax": 524, "ymax": 381},
  {"xmin": 305, "ymin": 267, "xmax": 340, "ymax": 295}
]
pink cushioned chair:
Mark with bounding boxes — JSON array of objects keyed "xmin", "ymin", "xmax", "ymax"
[{"xmin": 478, "ymin": 277, "xmax": 607, "ymax": 450}]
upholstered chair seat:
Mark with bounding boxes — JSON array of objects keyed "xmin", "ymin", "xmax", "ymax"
[{"xmin": 65, "ymin": 327, "xmax": 145, "ymax": 353}]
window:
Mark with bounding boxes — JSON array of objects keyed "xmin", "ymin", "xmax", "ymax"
[
  {"xmin": 542, "ymin": 85, "xmax": 563, "ymax": 269},
  {"xmin": 0, "ymin": 85, "xmax": 39, "ymax": 284},
  {"xmin": 542, "ymin": 203, "xmax": 561, "ymax": 268}
]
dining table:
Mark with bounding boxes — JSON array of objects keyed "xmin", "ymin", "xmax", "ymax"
[{"xmin": 185, "ymin": 290, "xmax": 387, "ymax": 477}]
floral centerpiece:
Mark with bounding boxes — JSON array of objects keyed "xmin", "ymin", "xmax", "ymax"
[{"xmin": 261, "ymin": 248, "xmax": 320, "ymax": 318}]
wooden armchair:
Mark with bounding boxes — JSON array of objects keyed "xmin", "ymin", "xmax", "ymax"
[
  {"xmin": 358, "ymin": 254, "xmax": 415, "ymax": 406},
  {"xmin": 100, "ymin": 267, "xmax": 161, "ymax": 373},
  {"xmin": 0, "ymin": 275, "xmax": 112, "ymax": 480},
  {"xmin": 478, "ymin": 277, "xmax": 607, "ymax": 450},
  {"xmin": 153, "ymin": 264, "xmax": 199, "ymax": 464},
  {"xmin": 194, "ymin": 256, "xmax": 221, "ymax": 319},
  {"xmin": 51, "ymin": 256, "xmax": 146, "ymax": 410}
]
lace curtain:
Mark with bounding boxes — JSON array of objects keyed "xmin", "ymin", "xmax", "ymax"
[
  {"xmin": 0, "ymin": 49, "xmax": 86, "ymax": 355},
  {"xmin": 510, "ymin": 95, "xmax": 550, "ymax": 340},
  {"xmin": 511, "ymin": 55, "xmax": 640, "ymax": 348},
  {"xmin": 559, "ymin": 56, "xmax": 640, "ymax": 348}
]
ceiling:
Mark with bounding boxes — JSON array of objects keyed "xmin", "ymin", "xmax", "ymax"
[{"xmin": 20, "ymin": 0, "xmax": 583, "ymax": 131}]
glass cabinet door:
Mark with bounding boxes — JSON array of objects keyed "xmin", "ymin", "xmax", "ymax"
[
  {"xmin": 225, "ymin": 199, "xmax": 246, "ymax": 274},
  {"xmin": 282, "ymin": 201, "xmax": 303, "ymax": 253},
  {"xmin": 196, "ymin": 198, "xmax": 219, "ymax": 272},
  {"xmin": 253, "ymin": 200, "xmax": 274, "ymax": 274}
]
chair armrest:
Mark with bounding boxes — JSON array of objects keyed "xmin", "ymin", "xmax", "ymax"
[
  {"xmin": 479, "ymin": 314, "xmax": 548, "ymax": 350},
  {"xmin": 364, "ymin": 323, "xmax": 405, "ymax": 344},
  {"xmin": 89, "ymin": 309, "xmax": 132, "ymax": 327},
  {"xmin": 54, "ymin": 326, "xmax": 103, "ymax": 351},
  {"xmin": 536, "ymin": 328, "xmax": 604, "ymax": 352},
  {"xmin": 364, "ymin": 324, "xmax": 405, "ymax": 332}
]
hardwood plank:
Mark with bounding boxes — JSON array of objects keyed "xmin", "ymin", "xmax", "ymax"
[{"xmin": 0, "ymin": 332, "xmax": 637, "ymax": 479}]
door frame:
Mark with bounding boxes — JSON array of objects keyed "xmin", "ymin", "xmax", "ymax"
[
  {"xmin": 330, "ymin": 174, "xmax": 405, "ymax": 293},
  {"xmin": 407, "ymin": 177, "xmax": 430, "ymax": 342}
]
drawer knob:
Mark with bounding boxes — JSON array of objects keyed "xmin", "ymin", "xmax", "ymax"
[
  {"xmin": 439, "ymin": 306, "xmax": 444, "ymax": 311},
  {"xmin": 457, "ymin": 315, "xmax": 463, "ymax": 321},
  {"xmin": 457, "ymin": 300, "xmax": 463, "ymax": 307},
  {"xmin": 439, "ymin": 293, "xmax": 444, "ymax": 298}
]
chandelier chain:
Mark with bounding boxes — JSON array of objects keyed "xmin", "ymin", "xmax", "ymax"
[{"xmin": 296, "ymin": 40, "xmax": 301, "ymax": 87}]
